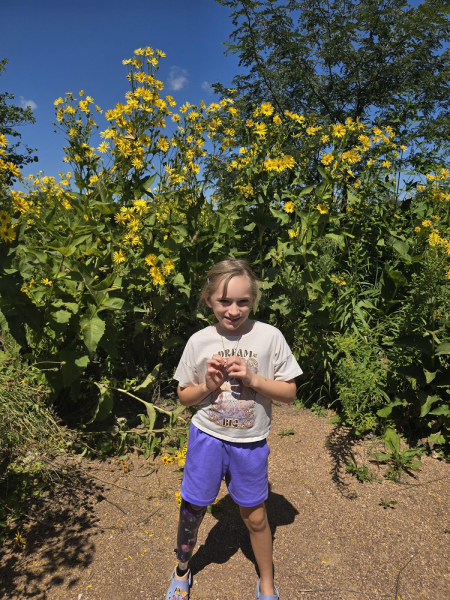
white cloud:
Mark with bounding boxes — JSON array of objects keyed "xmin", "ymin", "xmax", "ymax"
[
  {"xmin": 20, "ymin": 96, "xmax": 37, "ymax": 110},
  {"xmin": 201, "ymin": 81, "xmax": 213, "ymax": 95},
  {"xmin": 167, "ymin": 66, "xmax": 188, "ymax": 91}
]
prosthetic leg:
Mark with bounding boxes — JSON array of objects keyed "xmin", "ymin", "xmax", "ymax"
[{"xmin": 175, "ymin": 499, "xmax": 207, "ymax": 571}]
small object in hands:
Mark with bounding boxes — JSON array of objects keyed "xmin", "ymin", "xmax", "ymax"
[{"xmin": 220, "ymin": 332, "xmax": 242, "ymax": 373}]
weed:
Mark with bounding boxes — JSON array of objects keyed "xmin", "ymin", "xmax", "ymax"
[
  {"xmin": 372, "ymin": 427, "xmax": 423, "ymax": 481},
  {"xmin": 345, "ymin": 453, "xmax": 374, "ymax": 483},
  {"xmin": 310, "ymin": 403, "xmax": 327, "ymax": 418},
  {"xmin": 379, "ymin": 498, "xmax": 398, "ymax": 509},
  {"xmin": 277, "ymin": 428, "xmax": 295, "ymax": 438}
]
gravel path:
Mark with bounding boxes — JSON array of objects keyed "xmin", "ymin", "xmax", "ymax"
[{"xmin": 1, "ymin": 404, "xmax": 449, "ymax": 600}]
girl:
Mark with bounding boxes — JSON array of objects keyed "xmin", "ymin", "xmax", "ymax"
[{"xmin": 165, "ymin": 258, "xmax": 303, "ymax": 600}]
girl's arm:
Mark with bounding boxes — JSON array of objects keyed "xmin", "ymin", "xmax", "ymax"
[
  {"xmin": 225, "ymin": 356, "xmax": 297, "ymax": 404},
  {"xmin": 177, "ymin": 382, "xmax": 211, "ymax": 407},
  {"xmin": 177, "ymin": 355, "xmax": 227, "ymax": 407},
  {"xmin": 246, "ymin": 375, "xmax": 296, "ymax": 404}
]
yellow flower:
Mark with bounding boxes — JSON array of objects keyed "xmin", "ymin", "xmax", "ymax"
[
  {"xmin": 306, "ymin": 126, "xmax": 321, "ymax": 135},
  {"xmin": 163, "ymin": 259, "xmax": 175, "ymax": 274},
  {"xmin": 417, "ymin": 185, "xmax": 426, "ymax": 191},
  {"xmin": 41, "ymin": 278, "xmax": 52, "ymax": 286},
  {"xmin": 144, "ymin": 253, "xmax": 158, "ymax": 266},
  {"xmin": 0, "ymin": 226, "xmax": 15, "ymax": 243},
  {"xmin": 97, "ymin": 141, "xmax": 109, "ymax": 153},
  {"xmin": 342, "ymin": 149, "xmax": 361, "ymax": 164},
  {"xmin": 156, "ymin": 138, "xmax": 170, "ymax": 152},
  {"xmin": 114, "ymin": 213, "xmax": 128, "ymax": 225},
  {"xmin": 321, "ymin": 153, "xmax": 334, "ymax": 166},
  {"xmin": 113, "ymin": 249, "xmax": 126, "ymax": 263},
  {"xmin": 253, "ymin": 122, "xmax": 267, "ymax": 138},
  {"xmin": 282, "ymin": 155, "xmax": 295, "ymax": 169},
  {"xmin": 382, "ymin": 160, "xmax": 391, "ymax": 168},
  {"xmin": 273, "ymin": 114, "xmax": 282, "ymax": 125},
  {"xmin": 260, "ymin": 102, "xmax": 274, "ymax": 117},
  {"xmin": 0, "ymin": 134, "xmax": 8, "ymax": 148},
  {"xmin": 54, "ymin": 97, "xmax": 63, "ymax": 106},
  {"xmin": 284, "ymin": 201, "xmax": 295, "ymax": 213},
  {"xmin": 316, "ymin": 203, "xmax": 327, "ymax": 214},
  {"xmin": 422, "ymin": 220, "xmax": 432, "ymax": 228},
  {"xmin": 414, "ymin": 226, "xmax": 421, "ymax": 233},
  {"xmin": 428, "ymin": 232, "xmax": 442, "ymax": 247},
  {"xmin": 79, "ymin": 90, "xmax": 84, "ymax": 96},
  {"xmin": 332, "ymin": 123, "xmax": 346, "ymax": 138},
  {"xmin": 0, "ymin": 210, "xmax": 11, "ymax": 224},
  {"xmin": 288, "ymin": 227, "xmax": 300, "ymax": 238},
  {"xmin": 151, "ymin": 266, "xmax": 165, "ymax": 286}
]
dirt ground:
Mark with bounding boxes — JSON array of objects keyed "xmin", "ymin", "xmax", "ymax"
[{"xmin": 1, "ymin": 404, "xmax": 449, "ymax": 600}]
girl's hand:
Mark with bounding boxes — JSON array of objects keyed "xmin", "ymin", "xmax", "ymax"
[
  {"xmin": 205, "ymin": 354, "xmax": 227, "ymax": 391},
  {"xmin": 225, "ymin": 356, "xmax": 255, "ymax": 387}
]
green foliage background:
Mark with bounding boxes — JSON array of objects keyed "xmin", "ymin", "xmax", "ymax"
[{"xmin": 0, "ymin": 41, "xmax": 449, "ymax": 461}]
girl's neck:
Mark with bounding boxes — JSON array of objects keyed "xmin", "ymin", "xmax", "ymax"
[{"xmin": 214, "ymin": 319, "xmax": 255, "ymax": 337}]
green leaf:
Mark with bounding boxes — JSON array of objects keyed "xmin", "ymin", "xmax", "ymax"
[
  {"xmin": 99, "ymin": 297, "xmax": 125, "ymax": 310},
  {"xmin": 393, "ymin": 240, "xmax": 411, "ymax": 260},
  {"xmin": 89, "ymin": 383, "xmax": 114, "ymax": 423},
  {"xmin": 269, "ymin": 207, "xmax": 290, "ymax": 225},
  {"xmin": 133, "ymin": 364, "xmax": 161, "ymax": 392},
  {"xmin": 52, "ymin": 309, "xmax": 72, "ymax": 324},
  {"xmin": 429, "ymin": 404, "xmax": 450, "ymax": 416},
  {"xmin": 384, "ymin": 427, "xmax": 400, "ymax": 455},
  {"xmin": 60, "ymin": 350, "xmax": 90, "ymax": 388},
  {"xmin": 435, "ymin": 342, "xmax": 450, "ymax": 356},
  {"xmin": 162, "ymin": 336, "xmax": 185, "ymax": 352},
  {"xmin": 80, "ymin": 315, "xmax": 106, "ymax": 353},
  {"xmin": 419, "ymin": 393, "xmax": 440, "ymax": 417},
  {"xmin": 146, "ymin": 403, "xmax": 157, "ymax": 431},
  {"xmin": 141, "ymin": 173, "xmax": 157, "ymax": 191},
  {"xmin": 428, "ymin": 432, "xmax": 446, "ymax": 445},
  {"xmin": 327, "ymin": 414, "xmax": 342, "ymax": 424}
]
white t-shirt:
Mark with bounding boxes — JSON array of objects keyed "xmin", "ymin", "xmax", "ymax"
[{"xmin": 173, "ymin": 321, "xmax": 303, "ymax": 443}]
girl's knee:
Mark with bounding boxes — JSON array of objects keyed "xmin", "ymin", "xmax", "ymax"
[{"xmin": 240, "ymin": 503, "xmax": 268, "ymax": 533}]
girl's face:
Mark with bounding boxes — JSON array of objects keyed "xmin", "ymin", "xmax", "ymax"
[{"xmin": 206, "ymin": 275, "xmax": 256, "ymax": 336}]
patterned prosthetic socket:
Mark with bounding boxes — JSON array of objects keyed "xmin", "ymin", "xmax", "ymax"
[{"xmin": 176, "ymin": 499, "xmax": 207, "ymax": 564}]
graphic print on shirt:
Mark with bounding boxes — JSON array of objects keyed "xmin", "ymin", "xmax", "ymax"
[{"xmin": 208, "ymin": 348, "xmax": 258, "ymax": 429}]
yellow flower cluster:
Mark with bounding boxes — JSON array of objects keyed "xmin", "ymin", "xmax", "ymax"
[
  {"xmin": 264, "ymin": 154, "xmax": 295, "ymax": 172},
  {"xmin": 161, "ymin": 446, "xmax": 187, "ymax": 468},
  {"xmin": 332, "ymin": 275, "xmax": 347, "ymax": 285},
  {"xmin": 0, "ymin": 134, "xmax": 23, "ymax": 185}
]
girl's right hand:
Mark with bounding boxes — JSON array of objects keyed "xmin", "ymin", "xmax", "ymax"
[{"xmin": 205, "ymin": 354, "xmax": 227, "ymax": 391}]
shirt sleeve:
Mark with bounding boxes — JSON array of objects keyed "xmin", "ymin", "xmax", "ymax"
[
  {"xmin": 273, "ymin": 331, "xmax": 303, "ymax": 381},
  {"xmin": 173, "ymin": 338, "xmax": 199, "ymax": 387}
]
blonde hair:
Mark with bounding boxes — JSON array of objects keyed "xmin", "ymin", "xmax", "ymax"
[{"xmin": 200, "ymin": 258, "xmax": 258, "ymax": 307}]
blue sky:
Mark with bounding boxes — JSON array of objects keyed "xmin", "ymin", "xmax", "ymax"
[{"xmin": 1, "ymin": 0, "xmax": 240, "ymax": 179}]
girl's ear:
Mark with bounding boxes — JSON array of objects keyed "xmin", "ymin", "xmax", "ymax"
[{"xmin": 205, "ymin": 295, "xmax": 212, "ymax": 308}]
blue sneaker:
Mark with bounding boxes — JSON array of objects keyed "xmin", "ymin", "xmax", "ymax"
[
  {"xmin": 255, "ymin": 579, "xmax": 279, "ymax": 600},
  {"xmin": 165, "ymin": 569, "xmax": 191, "ymax": 600}
]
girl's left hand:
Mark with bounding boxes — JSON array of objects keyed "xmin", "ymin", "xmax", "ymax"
[{"xmin": 225, "ymin": 356, "xmax": 255, "ymax": 388}]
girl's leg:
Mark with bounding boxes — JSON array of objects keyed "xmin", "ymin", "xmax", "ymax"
[
  {"xmin": 174, "ymin": 499, "xmax": 207, "ymax": 579},
  {"xmin": 240, "ymin": 502, "xmax": 275, "ymax": 596}
]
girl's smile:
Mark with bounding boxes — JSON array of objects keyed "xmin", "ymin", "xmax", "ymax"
[{"xmin": 206, "ymin": 275, "xmax": 256, "ymax": 336}]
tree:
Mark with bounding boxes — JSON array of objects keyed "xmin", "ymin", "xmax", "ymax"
[
  {"xmin": 0, "ymin": 58, "xmax": 38, "ymax": 185},
  {"xmin": 214, "ymin": 0, "xmax": 450, "ymax": 167}
]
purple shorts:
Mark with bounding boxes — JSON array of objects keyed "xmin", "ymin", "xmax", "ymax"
[{"xmin": 180, "ymin": 423, "xmax": 270, "ymax": 508}]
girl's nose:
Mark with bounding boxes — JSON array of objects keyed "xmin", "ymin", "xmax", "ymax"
[{"xmin": 228, "ymin": 303, "xmax": 240, "ymax": 316}]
